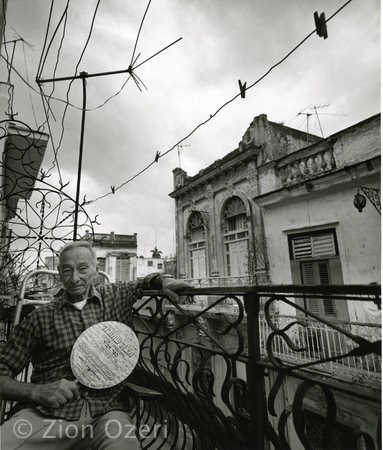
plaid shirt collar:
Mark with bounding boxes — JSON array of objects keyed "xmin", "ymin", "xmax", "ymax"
[{"xmin": 56, "ymin": 284, "xmax": 103, "ymax": 310}]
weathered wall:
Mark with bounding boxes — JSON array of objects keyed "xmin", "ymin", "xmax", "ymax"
[
  {"xmin": 333, "ymin": 115, "xmax": 380, "ymax": 167},
  {"xmin": 261, "ymin": 176, "xmax": 380, "ymax": 319}
]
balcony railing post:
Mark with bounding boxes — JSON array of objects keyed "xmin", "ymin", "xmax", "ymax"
[{"xmin": 245, "ymin": 291, "xmax": 266, "ymax": 450}]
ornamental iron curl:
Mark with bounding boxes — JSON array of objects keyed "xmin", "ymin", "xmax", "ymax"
[
  {"xmin": 0, "ymin": 118, "xmax": 96, "ymax": 294},
  {"xmin": 130, "ymin": 285, "xmax": 380, "ymax": 449}
]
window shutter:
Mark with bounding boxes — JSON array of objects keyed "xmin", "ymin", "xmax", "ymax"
[
  {"xmin": 301, "ymin": 260, "xmax": 336, "ymax": 317},
  {"xmin": 312, "ymin": 234, "xmax": 336, "ymax": 258},
  {"xmin": 323, "ymin": 298, "xmax": 336, "ymax": 316},
  {"xmin": 302, "ymin": 262, "xmax": 315, "ymax": 284},
  {"xmin": 307, "ymin": 298, "xmax": 321, "ymax": 315},
  {"xmin": 292, "ymin": 233, "xmax": 336, "ymax": 259},
  {"xmin": 301, "ymin": 262, "xmax": 321, "ymax": 314},
  {"xmin": 318, "ymin": 262, "xmax": 336, "ymax": 317},
  {"xmin": 292, "ymin": 237, "xmax": 312, "ymax": 259}
]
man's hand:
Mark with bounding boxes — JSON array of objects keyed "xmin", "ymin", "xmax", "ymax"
[
  {"xmin": 31, "ymin": 378, "xmax": 81, "ymax": 409},
  {"xmin": 162, "ymin": 277, "xmax": 194, "ymax": 303}
]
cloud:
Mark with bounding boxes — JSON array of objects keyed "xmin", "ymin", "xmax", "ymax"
[{"xmin": 4, "ymin": 0, "xmax": 380, "ymax": 258}]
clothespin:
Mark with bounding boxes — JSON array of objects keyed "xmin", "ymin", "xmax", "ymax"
[
  {"xmin": 111, "ymin": 186, "xmax": 116, "ymax": 194},
  {"xmin": 154, "ymin": 151, "xmax": 161, "ymax": 162},
  {"xmin": 238, "ymin": 80, "xmax": 247, "ymax": 98},
  {"xmin": 314, "ymin": 11, "xmax": 328, "ymax": 39}
]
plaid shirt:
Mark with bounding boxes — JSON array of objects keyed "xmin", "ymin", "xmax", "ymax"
[{"xmin": 0, "ymin": 276, "xmax": 159, "ymax": 421}]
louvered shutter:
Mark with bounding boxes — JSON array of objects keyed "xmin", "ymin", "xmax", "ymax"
[
  {"xmin": 292, "ymin": 237, "xmax": 312, "ymax": 259},
  {"xmin": 292, "ymin": 233, "xmax": 336, "ymax": 259},
  {"xmin": 318, "ymin": 261, "xmax": 335, "ymax": 317},
  {"xmin": 301, "ymin": 260, "xmax": 336, "ymax": 317},
  {"xmin": 301, "ymin": 262, "xmax": 322, "ymax": 314},
  {"xmin": 312, "ymin": 234, "xmax": 336, "ymax": 258}
]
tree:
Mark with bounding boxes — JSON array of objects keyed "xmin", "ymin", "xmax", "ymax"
[{"xmin": 151, "ymin": 247, "xmax": 163, "ymax": 258}]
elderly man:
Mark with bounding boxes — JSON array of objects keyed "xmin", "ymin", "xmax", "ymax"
[{"xmin": 0, "ymin": 241, "xmax": 191, "ymax": 449}]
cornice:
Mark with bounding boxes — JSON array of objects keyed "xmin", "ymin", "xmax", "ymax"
[
  {"xmin": 169, "ymin": 145, "xmax": 258, "ymax": 198},
  {"xmin": 254, "ymin": 155, "xmax": 380, "ymax": 207}
]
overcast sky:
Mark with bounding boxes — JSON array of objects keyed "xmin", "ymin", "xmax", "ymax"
[{"xmin": 2, "ymin": 0, "xmax": 380, "ymax": 257}]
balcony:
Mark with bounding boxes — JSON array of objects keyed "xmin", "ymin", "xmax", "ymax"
[
  {"xmin": 130, "ymin": 284, "xmax": 381, "ymax": 449},
  {"xmin": 183, "ymin": 273, "xmax": 270, "ymax": 287},
  {"xmin": 0, "ymin": 283, "xmax": 380, "ymax": 449}
]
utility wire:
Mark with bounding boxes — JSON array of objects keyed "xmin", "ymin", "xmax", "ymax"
[
  {"xmin": 41, "ymin": 8, "xmax": 70, "ymax": 178},
  {"xmin": 87, "ymin": 0, "xmax": 354, "ymax": 205},
  {"xmin": 38, "ymin": 0, "xmax": 70, "ymax": 80},
  {"xmin": 2, "ymin": 36, "xmax": 182, "ymax": 112},
  {"xmin": 36, "ymin": 0, "xmax": 55, "ymax": 79},
  {"xmin": 56, "ymin": 0, "xmax": 101, "ymax": 152},
  {"xmin": 21, "ymin": 41, "xmax": 39, "ymax": 128},
  {"xmin": 130, "ymin": 0, "xmax": 152, "ymax": 67},
  {"xmin": 38, "ymin": 86, "xmax": 64, "ymax": 185}
]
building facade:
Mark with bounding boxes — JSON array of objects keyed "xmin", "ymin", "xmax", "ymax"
[
  {"xmin": 136, "ymin": 256, "xmax": 165, "ymax": 278},
  {"xmin": 83, "ymin": 231, "xmax": 138, "ymax": 282},
  {"xmin": 167, "ymin": 113, "xmax": 381, "ymax": 448},
  {"xmin": 170, "ymin": 113, "xmax": 380, "ymax": 318},
  {"xmin": 170, "ymin": 114, "xmax": 320, "ymax": 286}
]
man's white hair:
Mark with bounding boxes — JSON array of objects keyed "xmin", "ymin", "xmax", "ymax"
[{"xmin": 58, "ymin": 241, "xmax": 97, "ymax": 266}]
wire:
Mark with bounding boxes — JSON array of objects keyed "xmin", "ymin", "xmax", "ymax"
[
  {"xmin": 40, "ymin": 6, "xmax": 69, "ymax": 177},
  {"xmin": 21, "ymin": 41, "xmax": 39, "ymax": 128},
  {"xmin": 38, "ymin": 0, "xmax": 70, "ymax": 80},
  {"xmin": 56, "ymin": 0, "xmax": 100, "ymax": 152},
  {"xmin": 130, "ymin": 0, "xmax": 152, "ymax": 67},
  {"xmin": 3, "ymin": 34, "xmax": 182, "ymax": 113},
  {"xmin": 87, "ymin": 0, "xmax": 354, "ymax": 205},
  {"xmin": 36, "ymin": 0, "xmax": 55, "ymax": 79},
  {"xmin": 38, "ymin": 86, "xmax": 64, "ymax": 186}
]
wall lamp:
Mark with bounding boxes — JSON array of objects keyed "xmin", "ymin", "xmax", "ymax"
[{"xmin": 354, "ymin": 187, "xmax": 381, "ymax": 215}]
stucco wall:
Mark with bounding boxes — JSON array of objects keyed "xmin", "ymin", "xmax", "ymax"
[
  {"xmin": 333, "ymin": 115, "xmax": 380, "ymax": 167},
  {"xmin": 262, "ymin": 176, "xmax": 380, "ymax": 319}
]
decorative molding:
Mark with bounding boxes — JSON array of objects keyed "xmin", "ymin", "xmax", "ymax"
[
  {"xmin": 223, "ymin": 196, "xmax": 246, "ymax": 219},
  {"xmin": 360, "ymin": 186, "xmax": 381, "ymax": 214}
]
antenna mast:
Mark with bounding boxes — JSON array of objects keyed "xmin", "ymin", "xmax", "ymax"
[{"xmin": 176, "ymin": 141, "xmax": 191, "ymax": 168}]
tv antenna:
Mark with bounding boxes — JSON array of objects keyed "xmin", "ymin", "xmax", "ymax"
[
  {"xmin": 297, "ymin": 111, "xmax": 313, "ymax": 141},
  {"xmin": 176, "ymin": 141, "xmax": 191, "ymax": 168},
  {"xmin": 309, "ymin": 104, "xmax": 330, "ymax": 138}
]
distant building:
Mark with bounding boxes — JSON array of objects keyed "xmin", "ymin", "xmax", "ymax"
[
  {"xmin": 83, "ymin": 231, "xmax": 137, "ymax": 282},
  {"xmin": 164, "ymin": 256, "xmax": 177, "ymax": 277},
  {"xmin": 136, "ymin": 256, "xmax": 165, "ymax": 278}
]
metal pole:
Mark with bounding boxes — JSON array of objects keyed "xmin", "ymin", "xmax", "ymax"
[
  {"xmin": 6, "ymin": 40, "xmax": 16, "ymax": 83},
  {"xmin": 245, "ymin": 291, "xmax": 266, "ymax": 450},
  {"xmin": 73, "ymin": 72, "xmax": 87, "ymax": 241}
]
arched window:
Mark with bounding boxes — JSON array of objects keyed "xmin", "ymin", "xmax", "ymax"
[
  {"xmin": 187, "ymin": 211, "xmax": 207, "ymax": 279},
  {"xmin": 222, "ymin": 197, "xmax": 249, "ymax": 276}
]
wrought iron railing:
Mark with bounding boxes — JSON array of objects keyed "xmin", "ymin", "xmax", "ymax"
[
  {"xmin": 131, "ymin": 284, "xmax": 381, "ymax": 450},
  {"xmin": 0, "ymin": 283, "xmax": 380, "ymax": 449}
]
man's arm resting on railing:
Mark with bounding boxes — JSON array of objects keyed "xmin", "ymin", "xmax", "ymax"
[
  {"xmin": 136, "ymin": 273, "xmax": 194, "ymax": 303},
  {"xmin": 0, "ymin": 375, "xmax": 80, "ymax": 409}
]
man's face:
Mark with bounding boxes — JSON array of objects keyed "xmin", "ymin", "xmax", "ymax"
[{"xmin": 58, "ymin": 246, "xmax": 98, "ymax": 300}]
